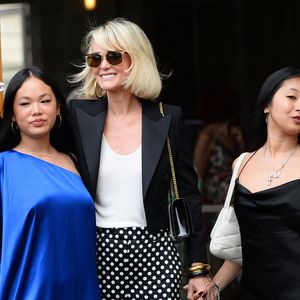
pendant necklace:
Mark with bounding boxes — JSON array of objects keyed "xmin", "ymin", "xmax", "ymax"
[{"xmin": 263, "ymin": 144, "xmax": 299, "ymax": 186}]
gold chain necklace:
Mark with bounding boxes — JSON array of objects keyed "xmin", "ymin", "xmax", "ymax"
[
  {"xmin": 16, "ymin": 146, "xmax": 53, "ymax": 158},
  {"xmin": 263, "ymin": 144, "xmax": 298, "ymax": 185}
]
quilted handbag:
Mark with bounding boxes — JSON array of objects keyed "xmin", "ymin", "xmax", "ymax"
[{"xmin": 209, "ymin": 152, "xmax": 247, "ymax": 265}]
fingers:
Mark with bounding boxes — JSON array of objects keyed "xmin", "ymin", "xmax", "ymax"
[
  {"xmin": 192, "ymin": 289, "xmax": 218, "ymax": 300},
  {"xmin": 192, "ymin": 291, "xmax": 208, "ymax": 300},
  {"xmin": 186, "ymin": 276, "xmax": 218, "ymax": 299}
]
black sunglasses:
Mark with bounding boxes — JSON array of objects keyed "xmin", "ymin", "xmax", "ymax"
[{"xmin": 85, "ymin": 50, "xmax": 125, "ymax": 67}]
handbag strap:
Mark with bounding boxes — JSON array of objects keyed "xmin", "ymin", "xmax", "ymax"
[
  {"xmin": 159, "ymin": 102, "xmax": 180, "ymax": 200},
  {"xmin": 224, "ymin": 152, "xmax": 248, "ymax": 208}
]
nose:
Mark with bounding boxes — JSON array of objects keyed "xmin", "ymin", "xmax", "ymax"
[
  {"xmin": 100, "ymin": 57, "xmax": 111, "ymax": 69},
  {"xmin": 295, "ymin": 99, "xmax": 300, "ymax": 111},
  {"xmin": 31, "ymin": 102, "xmax": 42, "ymax": 115}
]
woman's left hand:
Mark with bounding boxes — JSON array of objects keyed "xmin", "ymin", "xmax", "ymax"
[{"xmin": 184, "ymin": 276, "xmax": 219, "ymax": 300}]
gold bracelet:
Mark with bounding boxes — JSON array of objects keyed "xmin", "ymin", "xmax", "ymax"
[
  {"xmin": 188, "ymin": 263, "xmax": 211, "ymax": 272},
  {"xmin": 188, "ymin": 269, "xmax": 210, "ymax": 278}
]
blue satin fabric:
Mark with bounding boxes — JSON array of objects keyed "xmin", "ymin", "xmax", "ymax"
[{"xmin": 0, "ymin": 150, "xmax": 101, "ymax": 300}]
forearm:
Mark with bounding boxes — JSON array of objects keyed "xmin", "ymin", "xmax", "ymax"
[{"xmin": 213, "ymin": 260, "xmax": 242, "ymax": 291}]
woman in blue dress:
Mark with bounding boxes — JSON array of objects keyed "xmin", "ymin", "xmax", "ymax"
[{"xmin": 0, "ymin": 67, "xmax": 101, "ymax": 299}]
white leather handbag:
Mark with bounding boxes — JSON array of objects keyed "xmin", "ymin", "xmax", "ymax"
[{"xmin": 209, "ymin": 152, "xmax": 247, "ymax": 265}]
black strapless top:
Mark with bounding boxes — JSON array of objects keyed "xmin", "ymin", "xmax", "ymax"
[{"xmin": 234, "ymin": 179, "xmax": 300, "ymax": 300}]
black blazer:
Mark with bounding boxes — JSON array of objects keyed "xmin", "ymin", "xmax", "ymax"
[{"xmin": 68, "ymin": 98, "xmax": 206, "ymax": 264}]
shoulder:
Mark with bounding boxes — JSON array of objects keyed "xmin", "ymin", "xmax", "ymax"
[
  {"xmin": 68, "ymin": 98, "xmax": 108, "ymax": 117},
  {"xmin": 68, "ymin": 98, "xmax": 107, "ymax": 111},
  {"xmin": 0, "ymin": 151, "xmax": 11, "ymax": 171},
  {"xmin": 0, "ymin": 150, "xmax": 11, "ymax": 158},
  {"xmin": 68, "ymin": 98, "xmax": 99, "ymax": 106},
  {"xmin": 232, "ymin": 151, "xmax": 253, "ymax": 169},
  {"xmin": 161, "ymin": 103, "xmax": 182, "ymax": 116},
  {"xmin": 159, "ymin": 102, "xmax": 183, "ymax": 122},
  {"xmin": 141, "ymin": 100, "xmax": 183, "ymax": 120},
  {"xmin": 0, "ymin": 152, "xmax": 3, "ymax": 168}
]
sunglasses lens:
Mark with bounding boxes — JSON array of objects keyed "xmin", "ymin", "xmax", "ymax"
[
  {"xmin": 106, "ymin": 51, "xmax": 123, "ymax": 65},
  {"xmin": 86, "ymin": 54, "xmax": 102, "ymax": 67},
  {"xmin": 86, "ymin": 51, "xmax": 124, "ymax": 67}
]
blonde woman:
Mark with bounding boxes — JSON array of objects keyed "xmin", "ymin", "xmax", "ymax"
[{"xmin": 68, "ymin": 18, "xmax": 212, "ymax": 299}]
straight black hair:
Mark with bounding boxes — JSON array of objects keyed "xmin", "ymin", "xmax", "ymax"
[
  {"xmin": 249, "ymin": 66, "xmax": 300, "ymax": 151},
  {"xmin": 0, "ymin": 66, "xmax": 76, "ymax": 154}
]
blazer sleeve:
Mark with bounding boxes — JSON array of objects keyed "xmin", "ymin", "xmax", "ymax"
[{"xmin": 170, "ymin": 106, "xmax": 207, "ymax": 265}]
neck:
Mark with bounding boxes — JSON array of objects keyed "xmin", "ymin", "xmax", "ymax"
[
  {"xmin": 263, "ymin": 141, "xmax": 299, "ymax": 186},
  {"xmin": 16, "ymin": 140, "xmax": 54, "ymax": 156},
  {"xmin": 264, "ymin": 138, "xmax": 299, "ymax": 157},
  {"xmin": 107, "ymin": 93, "xmax": 140, "ymax": 117}
]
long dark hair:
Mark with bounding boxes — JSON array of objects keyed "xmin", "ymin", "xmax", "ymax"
[
  {"xmin": 249, "ymin": 66, "xmax": 300, "ymax": 150},
  {"xmin": 0, "ymin": 66, "xmax": 76, "ymax": 153}
]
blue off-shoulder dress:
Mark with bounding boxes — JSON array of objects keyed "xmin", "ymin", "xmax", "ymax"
[{"xmin": 0, "ymin": 150, "xmax": 101, "ymax": 300}]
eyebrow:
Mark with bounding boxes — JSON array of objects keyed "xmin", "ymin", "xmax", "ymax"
[
  {"xmin": 18, "ymin": 93, "xmax": 52, "ymax": 100},
  {"xmin": 286, "ymin": 88, "xmax": 299, "ymax": 92}
]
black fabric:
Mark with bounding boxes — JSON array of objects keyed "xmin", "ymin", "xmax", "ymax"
[
  {"xmin": 235, "ymin": 180, "xmax": 300, "ymax": 299},
  {"xmin": 96, "ymin": 227, "xmax": 182, "ymax": 300},
  {"xmin": 168, "ymin": 197, "xmax": 193, "ymax": 243},
  {"xmin": 68, "ymin": 98, "xmax": 207, "ymax": 264}
]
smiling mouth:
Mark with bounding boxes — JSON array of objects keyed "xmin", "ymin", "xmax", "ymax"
[{"xmin": 101, "ymin": 74, "xmax": 116, "ymax": 79}]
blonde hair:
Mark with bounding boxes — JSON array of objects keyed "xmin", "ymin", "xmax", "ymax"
[{"xmin": 69, "ymin": 18, "xmax": 163, "ymax": 100}]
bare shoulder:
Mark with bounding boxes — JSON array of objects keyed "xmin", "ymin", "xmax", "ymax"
[
  {"xmin": 56, "ymin": 152, "xmax": 80, "ymax": 176},
  {"xmin": 232, "ymin": 151, "xmax": 255, "ymax": 169}
]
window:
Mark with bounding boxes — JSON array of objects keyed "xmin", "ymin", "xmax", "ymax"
[{"xmin": 0, "ymin": 3, "xmax": 32, "ymax": 84}]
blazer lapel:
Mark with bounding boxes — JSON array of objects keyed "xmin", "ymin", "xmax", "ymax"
[
  {"xmin": 75, "ymin": 100, "xmax": 107, "ymax": 196},
  {"xmin": 142, "ymin": 101, "xmax": 171, "ymax": 198}
]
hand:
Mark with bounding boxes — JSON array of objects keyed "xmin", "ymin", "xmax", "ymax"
[
  {"xmin": 183, "ymin": 276, "xmax": 219, "ymax": 300},
  {"xmin": 0, "ymin": 82, "xmax": 4, "ymax": 92}
]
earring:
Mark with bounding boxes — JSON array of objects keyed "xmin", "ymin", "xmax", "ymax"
[
  {"xmin": 55, "ymin": 114, "xmax": 62, "ymax": 127},
  {"xmin": 264, "ymin": 111, "xmax": 269, "ymax": 124},
  {"xmin": 11, "ymin": 121, "xmax": 19, "ymax": 134}
]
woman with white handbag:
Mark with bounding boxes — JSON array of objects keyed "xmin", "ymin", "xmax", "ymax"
[{"xmin": 194, "ymin": 66, "xmax": 300, "ymax": 300}]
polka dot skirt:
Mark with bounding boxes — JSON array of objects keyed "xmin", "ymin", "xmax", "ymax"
[{"xmin": 96, "ymin": 227, "xmax": 183, "ymax": 300}]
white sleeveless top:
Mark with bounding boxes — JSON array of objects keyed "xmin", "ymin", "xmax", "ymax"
[{"xmin": 94, "ymin": 135, "xmax": 147, "ymax": 228}]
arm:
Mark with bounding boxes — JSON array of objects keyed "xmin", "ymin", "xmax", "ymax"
[
  {"xmin": 169, "ymin": 107, "xmax": 212, "ymax": 297},
  {"xmin": 189, "ymin": 260, "xmax": 242, "ymax": 300},
  {"xmin": 213, "ymin": 260, "xmax": 242, "ymax": 292}
]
